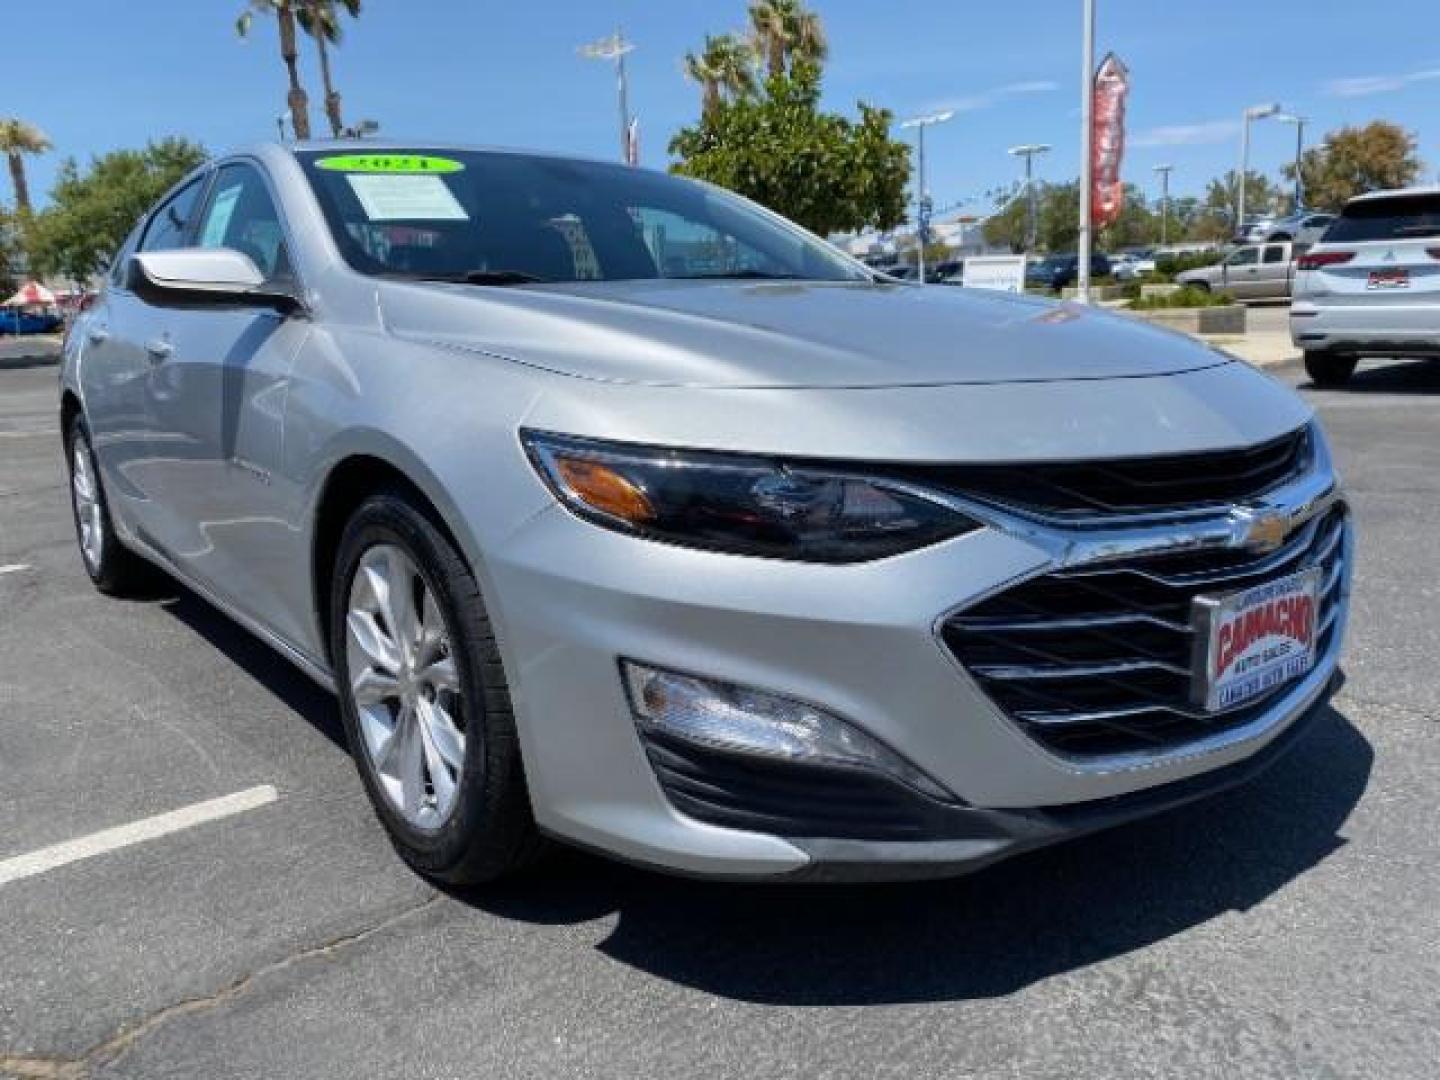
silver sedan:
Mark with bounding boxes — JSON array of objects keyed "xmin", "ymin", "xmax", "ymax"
[{"xmin": 62, "ymin": 142, "xmax": 1352, "ymax": 882}]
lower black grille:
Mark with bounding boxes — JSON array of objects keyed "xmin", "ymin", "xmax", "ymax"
[
  {"xmin": 943, "ymin": 505, "xmax": 1348, "ymax": 758},
  {"xmin": 641, "ymin": 730, "xmax": 994, "ymax": 842}
]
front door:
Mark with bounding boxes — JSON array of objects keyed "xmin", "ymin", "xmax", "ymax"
[{"xmin": 140, "ymin": 162, "xmax": 312, "ymax": 635}]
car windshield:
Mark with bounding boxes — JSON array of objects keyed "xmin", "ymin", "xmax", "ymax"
[
  {"xmin": 296, "ymin": 149, "xmax": 870, "ymax": 284},
  {"xmin": 1325, "ymin": 194, "xmax": 1440, "ymax": 242}
]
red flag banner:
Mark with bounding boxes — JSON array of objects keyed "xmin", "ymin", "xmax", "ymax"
[{"xmin": 1091, "ymin": 53, "xmax": 1130, "ymax": 230}]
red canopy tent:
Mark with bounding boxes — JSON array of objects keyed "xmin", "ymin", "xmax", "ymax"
[{"xmin": 3, "ymin": 282, "xmax": 58, "ymax": 307}]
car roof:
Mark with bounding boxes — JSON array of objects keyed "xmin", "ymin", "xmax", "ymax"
[{"xmin": 1346, "ymin": 185, "xmax": 1440, "ymax": 205}]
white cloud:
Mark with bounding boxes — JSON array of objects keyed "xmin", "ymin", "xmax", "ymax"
[
  {"xmin": 1131, "ymin": 119, "xmax": 1241, "ymax": 148},
  {"xmin": 929, "ymin": 80, "xmax": 1060, "ymax": 114},
  {"xmin": 1325, "ymin": 67, "xmax": 1440, "ymax": 98}
]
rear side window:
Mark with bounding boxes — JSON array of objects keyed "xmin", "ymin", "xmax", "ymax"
[
  {"xmin": 139, "ymin": 178, "xmax": 206, "ymax": 252},
  {"xmin": 1326, "ymin": 194, "xmax": 1440, "ymax": 242}
]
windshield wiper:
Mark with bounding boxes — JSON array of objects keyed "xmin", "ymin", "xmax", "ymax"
[{"xmin": 407, "ymin": 270, "xmax": 550, "ymax": 286}]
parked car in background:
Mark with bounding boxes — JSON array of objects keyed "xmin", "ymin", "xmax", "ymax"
[
  {"xmin": 62, "ymin": 140, "xmax": 1351, "ymax": 884},
  {"xmin": 1113, "ymin": 249, "xmax": 1157, "ymax": 280},
  {"xmin": 1291, "ymin": 186, "xmax": 1440, "ymax": 386},
  {"xmin": 1266, "ymin": 211, "xmax": 1335, "ymax": 246},
  {"xmin": 928, "ymin": 259, "xmax": 964, "ymax": 284},
  {"xmin": 1025, "ymin": 252, "xmax": 1112, "ymax": 290},
  {"xmin": 1239, "ymin": 216, "xmax": 1278, "ymax": 243},
  {"xmin": 0, "ymin": 308, "xmax": 63, "ymax": 335},
  {"xmin": 1177, "ymin": 241, "xmax": 1296, "ymax": 299}
]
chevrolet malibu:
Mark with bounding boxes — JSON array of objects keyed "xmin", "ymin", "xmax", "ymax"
[{"xmin": 62, "ymin": 142, "xmax": 1352, "ymax": 883}]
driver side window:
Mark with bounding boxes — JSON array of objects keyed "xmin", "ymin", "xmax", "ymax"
[{"xmin": 194, "ymin": 163, "xmax": 294, "ymax": 283}]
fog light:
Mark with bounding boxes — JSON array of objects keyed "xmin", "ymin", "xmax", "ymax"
[{"xmin": 621, "ymin": 661, "xmax": 951, "ymax": 800}]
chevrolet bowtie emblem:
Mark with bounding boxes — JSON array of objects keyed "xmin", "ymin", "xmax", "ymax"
[{"xmin": 1235, "ymin": 508, "xmax": 1291, "ymax": 553}]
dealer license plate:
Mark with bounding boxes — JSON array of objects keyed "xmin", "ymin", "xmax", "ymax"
[
  {"xmin": 1193, "ymin": 567, "xmax": 1322, "ymax": 713},
  {"xmin": 1368, "ymin": 268, "xmax": 1410, "ymax": 290}
]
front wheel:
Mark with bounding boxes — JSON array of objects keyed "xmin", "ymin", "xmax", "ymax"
[
  {"xmin": 330, "ymin": 490, "xmax": 545, "ymax": 884},
  {"xmin": 1304, "ymin": 351, "xmax": 1357, "ymax": 387}
]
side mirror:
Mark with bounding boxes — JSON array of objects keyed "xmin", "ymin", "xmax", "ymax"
[{"xmin": 127, "ymin": 249, "xmax": 302, "ymax": 313}]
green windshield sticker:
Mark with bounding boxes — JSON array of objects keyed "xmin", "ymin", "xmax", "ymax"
[{"xmin": 315, "ymin": 154, "xmax": 464, "ymax": 174}]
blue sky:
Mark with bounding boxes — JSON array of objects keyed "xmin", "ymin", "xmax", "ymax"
[{"xmin": 9, "ymin": 0, "xmax": 1439, "ymax": 214}]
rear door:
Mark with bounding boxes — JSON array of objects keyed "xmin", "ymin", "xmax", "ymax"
[
  {"xmin": 1299, "ymin": 193, "xmax": 1440, "ymax": 317},
  {"xmin": 1255, "ymin": 243, "xmax": 1292, "ymax": 297},
  {"xmin": 79, "ymin": 174, "xmax": 210, "ymax": 538}
]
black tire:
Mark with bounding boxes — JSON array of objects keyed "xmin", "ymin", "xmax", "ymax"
[
  {"xmin": 65, "ymin": 416, "xmax": 154, "ymax": 596},
  {"xmin": 329, "ymin": 489, "xmax": 545, "ymax": 884},
  {"xmin": 1189, "ymin": 280, "xmax": 1211, "ymax": 293},
  {"xmin": 1304, "ymin": 351, "xmax": 1357, "ymax": 387}
]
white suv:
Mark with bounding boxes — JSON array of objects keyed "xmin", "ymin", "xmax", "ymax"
[{"xmin": 1291, "ymin": 187, "xmax": 1440, "ymax": 385}]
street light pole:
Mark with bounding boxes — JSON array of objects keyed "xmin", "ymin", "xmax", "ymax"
[
  {"xmin": 1237, "ymin": 102, "xmax": 1280, "ymax": 240},
  {"xmin": 1008, "ymin": 143, "xmax": 1052, "ymax": 252},
  {"xmin": 578, "ymin": 29, "xmax": 636, "ymax": 163},
  {"xmin": 1276, "ymin": 114, "xmax": 1308, "ymax": 210},
  {"xmin": 1153, "ymin": 163, "xmax": 1174, "ymax": 246},
  {"xmin": 1077, "ymin": 0, "xmax": 1096, "ymax": 302},
  {"xmin": 900, "ymin": 110, "xmax": 954, "ymax": 283}
]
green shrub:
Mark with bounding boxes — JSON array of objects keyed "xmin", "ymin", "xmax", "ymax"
[
  {"xmin": 1127, "ymin": 286, "xmax": 1232, "ymax": 311},
  {"xmin": 1155, "ymin": 251, "xmax": 1224, "ymax": 276}
]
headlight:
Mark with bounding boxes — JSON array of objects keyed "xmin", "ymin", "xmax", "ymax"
[{"xmin": 522, "ymin": 431, "xmax": 980, "ymax": 563}]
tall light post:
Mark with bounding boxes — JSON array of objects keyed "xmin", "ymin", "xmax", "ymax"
[
  {"xmin": 1077, "ymin": 0, "xmax": 1096, "ymax": 302},
  {"xmin": 578, "ymin": 29, "xmax": 636, "ymax": 163},
  {"xmin": 1008, "ymin": 143, "xmax": 1051, "ymax": 252},
  {"xmin": 900, "ymin": 110, "xmax": 954, "ymax": 282},
  {"xmin": 1237, "ymin": 102, "xmax": 1281, "ymax": 239},
  {"xmin": 1275, "ymin": 113, "xmax": 1308, "ymax": 210},
  {"xmin": 1153, "ymin": 163, "xmax": 1174, "ymax": 246}
]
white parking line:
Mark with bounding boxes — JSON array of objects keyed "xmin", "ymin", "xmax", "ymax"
[
  {"xmin": 0, "ymin": 786, "xmax": 279, "ymax": 888},
  {"xmin": 0, "ymin": 563, "xmax": 31, "ymax": 576}
]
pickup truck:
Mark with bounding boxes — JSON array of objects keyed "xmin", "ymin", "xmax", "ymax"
[{"xmin": 1177, "ymin": 241, "xmax": 1296, "ymax": 300}]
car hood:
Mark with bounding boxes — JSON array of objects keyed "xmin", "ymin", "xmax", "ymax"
[{"xmin": 379, "ymin": 278, "xmax": 1231, "ymax": 389}]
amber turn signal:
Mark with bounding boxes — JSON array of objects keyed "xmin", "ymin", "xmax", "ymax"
[{"xmin": 553, "ymin": 457, "xmax": 656, "ymax": 524}]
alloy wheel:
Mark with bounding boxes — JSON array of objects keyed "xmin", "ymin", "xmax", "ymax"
[
  {"xmin": 344, "ymin": 544, "xmax": 466, "ymax": 831},
  {"xmin": 71, "ymin": 441, "xmax": 104, "ymax": 571}
]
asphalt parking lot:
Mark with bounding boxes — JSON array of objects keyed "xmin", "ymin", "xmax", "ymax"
[{"xmin": 2, "ymin": 337, "xmax": 1437, "ymax": 1079}]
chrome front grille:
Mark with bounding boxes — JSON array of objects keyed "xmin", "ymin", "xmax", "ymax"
[{"xmin": 943, "ymin": 505, "xmax": 1348, "ymax": 759}]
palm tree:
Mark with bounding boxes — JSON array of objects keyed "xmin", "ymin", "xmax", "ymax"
[
  {"xmin": 683, "ymin": 34, "xmax": 757, "ymax": 117},
  {"xmin": 297, "ymin": 0, "xmax": 362, "ymax": 138},
  {"xmin": 236, "ymin": 1, "xmax": 312, "ymax": 140},
  {"xmin": 0, "ymin": 119, "xmax": 51, "ymax": 215},
  {"xmin": 747, "ymin": 0, "xmax": 827, "ymax": 80}
]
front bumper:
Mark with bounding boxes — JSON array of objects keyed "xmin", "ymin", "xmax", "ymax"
[{"xmin": 485, "ymin": 445, "xmax": 1352, "ymax": 881}]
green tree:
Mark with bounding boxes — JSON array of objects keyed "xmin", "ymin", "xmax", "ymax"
[
  {"xmin": 1285, "ymin": 121, "xmax": 1422, "ymax": 210},
  {"xmin": 237, "ymin": 1, "xmax": 311, "ymax": 140},
  {"xmin": 1197, "ymin": 170, "xmax": 1281, "ymax": 237},
  {"xmin": 0, "ymin": 207, "xmax": 21, "ymax": 294},
  {"xmin": 24, "ymin": 138, "xmax": 207, "ymax": 281},
  {"xmin": 296, "ymin": 0, "xmax": 363, "ymax": 138},
  {"xmin": 747, "ymin": 0, "xmax": 827, "ymax": 79},
  {"xmin": 683, "ymin": 33, "xmax": 758, "ymax": 118},
  {"xmin": 670, "ymin": 61, "xmax": 909, "ymax": 237},
  {"xmin": 0, "ymin": 118, "xmax": 52, "ymax": 215}
]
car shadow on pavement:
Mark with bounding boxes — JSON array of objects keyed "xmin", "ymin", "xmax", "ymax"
[
  {"xmin": 156, "ymin": 582, "xmax": 347, "ymax": 751},
  {"xmin": 1307, "ymin": 359, "xmax": 1440, "ymax": 395},
  {"xmin": 462, "ymin": 705, "xmax": 1371, "ymax": 1005}
]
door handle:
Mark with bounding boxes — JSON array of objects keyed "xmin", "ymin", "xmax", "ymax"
[
  {"xmin": 87, "ymin": 326, "xmax": 109, "ymax": 344},
  {"xmin": 144, "ymin": 338, "xmax": 174, "ymax": 363}
]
